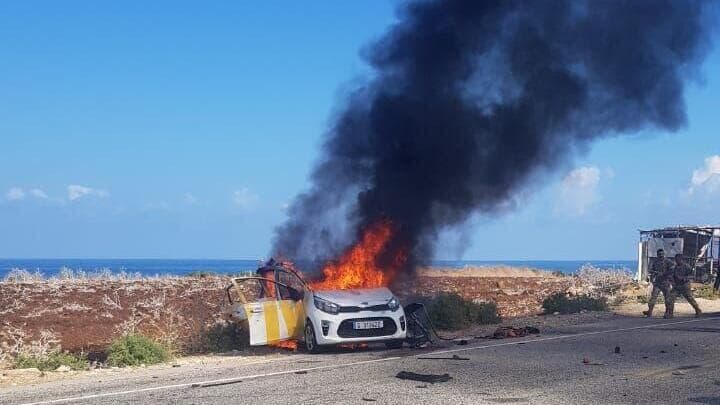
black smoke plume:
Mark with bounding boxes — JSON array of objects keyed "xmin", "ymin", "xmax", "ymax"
[{"xmin": 273, "ymin": 0, "xmax": 713, "ymax": 272}]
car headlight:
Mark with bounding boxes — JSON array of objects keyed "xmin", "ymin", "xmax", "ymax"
[
  {"xmin": 388, "ymin": 297, "xmax": 400, "ymax": 311},
  {"xmin": 314, "ymin": 297, "xmax": 340, "ymax": 315}
]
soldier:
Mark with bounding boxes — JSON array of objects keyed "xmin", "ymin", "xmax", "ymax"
[
  {"xmin": 643, "ymin": 249, "xmax": 675, "ymax": 318},
  {"xmin": 666, "ymin": 254, "xmax": 702, "ymax": 318}
]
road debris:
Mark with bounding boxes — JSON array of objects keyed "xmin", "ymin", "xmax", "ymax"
[
  {"xmin": 614, "ymin": 346, "xmax": 621, "ymax": 354},
  {"xmin": 396, "ymin": 371, "xmax": 452, "ymax": 384},
  {"xmin": 417, "ymin": 354, "xmax": 469, "ymax": 361},
  {"xmin": 478, "ymin": 326, "xmax": 541, "ymax": 339},
  {"xmin": 582, "ymin": 357, "xmax": 604, "ymax": 366},
  {"xmin": 191, "ymin": 379, "xmax": 244, "ymax": 388}
]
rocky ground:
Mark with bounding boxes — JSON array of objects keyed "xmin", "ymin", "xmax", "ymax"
[
  {"xmin": 0, "ymin": 267, "xmax": 586, "ymax": 359},
  {"xmin": 398, "ymin": 267, "xmax": 582, "ymax": 317},
  {"xmin": 3, "ymin": 266, "xmax": 718, "ymax": 395},
  {"xmin": 0, "ymin": 277, "xmax": 229, "ymax": 358}
]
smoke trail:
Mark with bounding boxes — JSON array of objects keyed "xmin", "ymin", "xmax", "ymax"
[{"xmin": 273, "ymin": 0, "xmax": 713, "ymax": 271}]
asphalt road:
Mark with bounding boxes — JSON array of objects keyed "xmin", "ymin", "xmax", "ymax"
[{"xmin": 2, "ymin": 314, "xmax": 719, "ymax": 405}]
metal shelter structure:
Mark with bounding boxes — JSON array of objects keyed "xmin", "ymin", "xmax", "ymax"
[{"xmin": 637, "ymin": 225, "xmax": 720, "ymax": 289}]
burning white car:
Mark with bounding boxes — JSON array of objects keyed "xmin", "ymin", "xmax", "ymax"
[{"xmin": 224, "ymin": 261, "xmax": 406, "ymax": 352}]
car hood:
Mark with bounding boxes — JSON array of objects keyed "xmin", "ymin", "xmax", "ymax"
[{"xmin": 312, "ymin": 287, "xmax": 395, "ymax": 306}]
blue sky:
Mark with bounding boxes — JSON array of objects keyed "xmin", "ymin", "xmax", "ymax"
[{"xmin": 1, "ymin": 1, "xmax": 719, "ymax": 260}]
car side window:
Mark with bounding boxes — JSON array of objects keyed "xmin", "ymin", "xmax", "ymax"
[{"xmin": 277, "ymin": 270, "xmax": 304, "ymax": 301}]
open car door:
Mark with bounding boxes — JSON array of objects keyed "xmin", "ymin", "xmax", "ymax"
[{"xmin": 226, "ymin": 277, "xmax": 305, "ymax": 346}]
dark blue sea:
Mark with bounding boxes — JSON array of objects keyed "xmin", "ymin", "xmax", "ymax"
[{"xmin": 0, "ymin": 258, "xmax": 636, "ymax": 279}]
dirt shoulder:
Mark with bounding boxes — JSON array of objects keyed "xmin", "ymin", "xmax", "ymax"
[{"xmin": 0, "ymin": 310, "xmax": 614, "ymax": 389}]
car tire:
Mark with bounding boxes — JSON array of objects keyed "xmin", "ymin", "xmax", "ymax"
[
  {"xmin": 385, "ymin": 340, "xmax": 404, "ymax": 349},
  {"xmin": 304, "ymin": 320, "xmax": 322, "ymax": 354}
]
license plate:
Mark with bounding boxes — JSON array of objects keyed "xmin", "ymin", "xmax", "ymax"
[{"xmin": 353, "ymin": 320, "xmax": 383, "ymax": 329}]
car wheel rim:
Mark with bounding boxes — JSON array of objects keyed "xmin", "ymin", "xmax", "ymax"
[{"xmin": 305, "ymin": 324, "xmax": 314, "ymax": 350}]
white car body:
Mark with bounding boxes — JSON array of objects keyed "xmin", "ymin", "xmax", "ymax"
[
  {"xmin": 224, "ymin": 265, "xmax": 406, "ymax": 351},
  {"xmin": 305, "ymin": 287, "xmax": 407, "ymax": 348}
]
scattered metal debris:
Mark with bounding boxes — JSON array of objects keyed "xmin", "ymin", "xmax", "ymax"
[
  {"xmin": 396, "ymin": 371, "xmax": 452, "ymax": 383},
  {"xmin": 417, "ymin": 354, "xmax": 469, "ymax": 361},
  {"xmin": 478, "ymin": 326, "xmax": 541, "ymax": 339}
]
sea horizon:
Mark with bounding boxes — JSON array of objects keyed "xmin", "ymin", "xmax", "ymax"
[{"xmin": 0, "ymin": 258, "xmax": 637, "ymax": 279}]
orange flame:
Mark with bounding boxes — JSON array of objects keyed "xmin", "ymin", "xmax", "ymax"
[
  {"xmin": 269, "ymin": 339, "xmax": 298, "ymax": 351},
  {"xmin": 310, "ymin": 220, "xmax": 406, "ymax": 291}
]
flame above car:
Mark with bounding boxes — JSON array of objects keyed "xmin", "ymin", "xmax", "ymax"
[{"xmin": 309, "ymin": 220, "xmax": 406, "ymax": 291}]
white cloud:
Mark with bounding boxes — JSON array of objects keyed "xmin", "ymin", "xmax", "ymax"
[
  {"xmin": 28, "ymin": 188, "xmax": 48, "ymax": 199},
  {"xmin": 67, "ymin": 184, "xmax": 109, "ymax": 201},
  {"xmin": 232, "ymin": 188, "xmax": 258, "ymax": 209},
  {"xmin": 689, "ymin": 155, "xmax": 720, "ymax": 194},
  {"xmin": 6, "ymin": 187, "xmax": 25, "ymax": 201},
  {"xmin": 5, "ymin": 187, "xmax": 52, "ymax": 201},
  {"xmin": 556, "ymin": 166, "xmax": 601, "ymax": 216},
  {"xmin": 143, "ymin": 201, "xmax": 171, "ymax": 212},
  {"xmin": 183, "ymin": 193, "xmax": 197, "ymax": 205}
]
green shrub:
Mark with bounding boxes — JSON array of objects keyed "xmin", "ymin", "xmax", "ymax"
[
  {"xmin": 14, "ymin": 351, "xmax": 88, "ymax": 371},
  {"xmin": 106, "ymin": 335, "xmax": 170, "ymax": 367},
  {"xmin": 427, "ymin": 293, "xmax": 501, "ymax": 330},
  {"xmin": 542, "ymin": 293, "xmax": 608, "ymax": 315},
  {"xmin": 694, "ymin": 284, "xmax": 720, "ymax": 300}
]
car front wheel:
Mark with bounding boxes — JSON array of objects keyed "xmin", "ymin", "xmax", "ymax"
[{"xmin": 304, "ymin": 320, "xmax": 322, "ymax": 353}]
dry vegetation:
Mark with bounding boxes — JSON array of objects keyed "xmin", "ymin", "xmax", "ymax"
[
  {"xmin": 0, "ymin": 269, "xmax": 230, "ymax": 366},
  {"xmin": 416, "ymin": 266, "xmax": 549, "ymax": 278},
  {"xmin": 1, "ymin": 264, "xmax": 636, "ymax": 369}
]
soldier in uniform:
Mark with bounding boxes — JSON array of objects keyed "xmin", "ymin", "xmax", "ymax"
[
  {"xmin": 643, "ymin": 249, "xmax": 675, "ymax": 318},
  {"xmin": 666, "ymin": 254, "xmax": 702, "ymax": 318}
]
